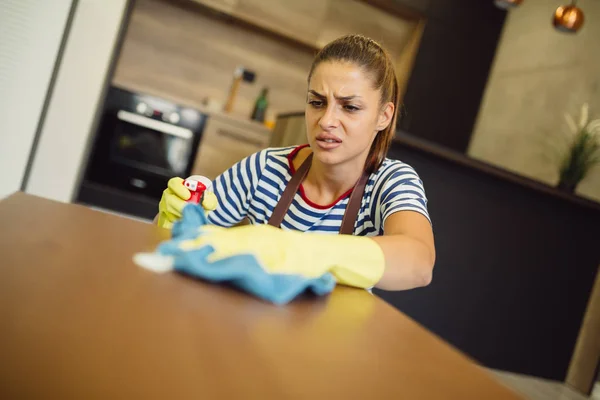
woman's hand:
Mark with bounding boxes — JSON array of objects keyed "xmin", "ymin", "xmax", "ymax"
[
  {"xmin": 156, "ymin": 177, "xmax": 217, "ymax": 229},
  {"xmin": 172, "ymin": 223, "xmax": 386, "ymax": 289}
]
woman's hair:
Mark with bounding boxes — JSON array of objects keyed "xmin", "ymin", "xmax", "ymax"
[{"xmin": 308, "ymin": 34, "xmax": 399, "ymax": 173}]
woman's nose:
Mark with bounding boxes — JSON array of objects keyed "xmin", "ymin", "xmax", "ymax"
[{"xmin": 319, "ymin": 104, "xmax": 339, "ymax": 131}]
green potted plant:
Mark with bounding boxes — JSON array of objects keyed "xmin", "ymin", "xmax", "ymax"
[{"xmin": 556, "ymin": 103, "xmax": 600, "ymax": 193}]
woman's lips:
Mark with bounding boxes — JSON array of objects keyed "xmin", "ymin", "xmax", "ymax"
[
  {"xmin": 316, "ymin": 134, "xmax": 342, "ymax": 150},
  {"xmin": 316, "ymin": 133, "xmax": 342, "ymax": 143}
]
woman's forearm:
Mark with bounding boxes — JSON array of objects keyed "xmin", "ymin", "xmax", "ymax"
[{"xmin": 371, "ymin": 234, "xmax": 435, "ymax": 291}]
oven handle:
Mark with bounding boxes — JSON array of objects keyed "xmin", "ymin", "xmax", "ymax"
[{"xmin": 117, "ymin": 110, "xmax": 193, "ymax": 140}]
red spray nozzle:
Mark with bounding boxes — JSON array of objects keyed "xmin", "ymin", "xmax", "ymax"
[{"xmin": 182, "ymin": 175, "xmax": 212, "ymax": 204}]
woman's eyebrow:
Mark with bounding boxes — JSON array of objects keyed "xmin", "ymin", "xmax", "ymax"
[
  {"xmin": 308, "ymin": 90, "xmax": 362, "ymax": 101},
  {"xmin": 336, "ymin": 95, "xmax": 362, "ymax": 101},
  {"xmin": 308, "ymin": 90, "xmax": 325, "ymax": 99}
]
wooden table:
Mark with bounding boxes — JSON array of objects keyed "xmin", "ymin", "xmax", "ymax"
[{"xmin": 0, "ymin": 192, "xmax": 521, "ymax": 399}]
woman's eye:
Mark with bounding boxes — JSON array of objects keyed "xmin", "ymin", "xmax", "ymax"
[
  {"xmin": 344, "ymin": 105, "xmax": 360, "ymax": 112},
  {"xmin": 308, "ymin": 100, "xmax": 324, "ymax": 108}
]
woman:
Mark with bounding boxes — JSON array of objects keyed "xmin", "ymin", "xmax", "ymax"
[{"xmin": 156, "ymin": 34, "xmax": 435, "ymax": 291}]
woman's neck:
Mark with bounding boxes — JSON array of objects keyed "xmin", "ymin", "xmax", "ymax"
[{"xmin": 298, "ymin": 148, "xmax": 367, "ymax": 205}]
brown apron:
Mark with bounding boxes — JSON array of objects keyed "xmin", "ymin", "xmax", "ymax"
[{"xmin": 267, "ymin": 153, "xmax": 369, "ymax": 235}]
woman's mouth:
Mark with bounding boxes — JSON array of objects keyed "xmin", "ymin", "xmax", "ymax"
[{"xmin": 316, "ymin": 134, "xmax": 342, "ymax": 150}]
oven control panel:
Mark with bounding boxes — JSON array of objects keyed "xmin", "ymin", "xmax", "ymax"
[{"xmin": 104, "ymin": 86, "xmax": 204, "ymax": 132}]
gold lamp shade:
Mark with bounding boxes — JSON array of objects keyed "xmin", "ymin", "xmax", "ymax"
[
  {"xmin": 553, "ymin": 2, "xmax": 585, "ymax": 33},
  {"xmin": 494, "ymin": 0, "xmax": 524, "ymax": 9}
]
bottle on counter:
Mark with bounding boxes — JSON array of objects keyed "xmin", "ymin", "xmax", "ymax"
[{"xmin": 250, "ymin": 87, "xmax": 269, "ymax": 123}]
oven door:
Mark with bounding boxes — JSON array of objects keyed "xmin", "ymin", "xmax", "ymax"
[{"xmin": 85, "ymin": 109, "xmax": 204, "ymax": 199}]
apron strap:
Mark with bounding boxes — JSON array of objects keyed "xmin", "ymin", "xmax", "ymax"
[
  {"xmin": 339, "ymin": 170, "xmax": 368, "ymax": 235},
  {"xmin": 267, "ymin": 150, "xmax": 369, "ymax": 235},
  {"xmin": 267, "ymin": 153, "xmax": 313, "ymax": 229}
]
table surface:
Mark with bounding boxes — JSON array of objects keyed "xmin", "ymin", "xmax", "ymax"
[{"xmin": 0, "ymin": 192, "xmax": 521, "ymax": 399}]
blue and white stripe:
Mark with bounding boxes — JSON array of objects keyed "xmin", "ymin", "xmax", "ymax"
[{"xmin": 207, "ymin": 146, "xmax": 430, "ymax": 236}]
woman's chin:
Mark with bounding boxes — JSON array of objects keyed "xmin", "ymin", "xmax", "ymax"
[{"xmin": 312, "ymin": 148, "xmax": 343, "ymax": 166}]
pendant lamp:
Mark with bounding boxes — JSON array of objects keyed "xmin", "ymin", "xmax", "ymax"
[{"xmin": 553, "ymin": 1, "xmax": 585, "ymax": 33}]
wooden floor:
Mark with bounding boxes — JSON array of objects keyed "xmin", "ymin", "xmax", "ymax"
[{"xmin": 492, "ymin": 370, "xmax": 600, "ymax": 400}]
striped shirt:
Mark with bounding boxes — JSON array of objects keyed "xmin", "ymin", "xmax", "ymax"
[{"xmin": 207, "ymin": 145, "xmax": 430, "ymax": 236}]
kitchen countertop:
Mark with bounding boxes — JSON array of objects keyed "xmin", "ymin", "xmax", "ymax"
[{"xmin": 393, "ymin": 132, "xmax": 600, "ymax": 213}]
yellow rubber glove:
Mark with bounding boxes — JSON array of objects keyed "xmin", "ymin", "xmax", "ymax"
[
  {"xmin": 178, "ymin": 224, "xmax": 386, "ymax": 289},
  {"xmin": 157, "ymin": 177, "xmax": 217, "ymax": 229}
]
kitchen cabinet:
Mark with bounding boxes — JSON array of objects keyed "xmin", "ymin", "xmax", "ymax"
[
  {"xmin": 269, "ymin": 113, "xmax": 307, "ymax": 148},
  {"xmin": 191, "ymin": 0, "xmax": 239, "ymax": 14},
  {"xmin": 191, "ymin": 114, "xmax": 271, "ymax": 180},
  {"xmin": 187, "ymin": 0, "xmax": 421, "ymax": 57},
  {"xmin": 316, "ymin": 0, "xmax": 417, "ymax": 61},
  {"xmin": 233, "ymin": 0, "xmax": 328, "ymax": 48}
]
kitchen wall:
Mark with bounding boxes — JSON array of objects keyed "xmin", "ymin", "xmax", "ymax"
[
  {"xmin": 112, "ymin": 0, "xmax": 316, "ymax": 122},
  {"xmin": 468, "ymin": 0, "xmax": 600, "ymax": 202},
  {"xmin": 0, "ymin": 0, "xmax": 74, "ymax": 200}
]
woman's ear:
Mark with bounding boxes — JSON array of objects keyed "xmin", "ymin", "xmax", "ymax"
[{"xmin": 376, "ymin": 102, "xmax": 395, "ymax": 132}]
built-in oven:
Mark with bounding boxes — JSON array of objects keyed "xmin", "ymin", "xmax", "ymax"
[{"xmin": 77, "ymin": 86, "xmax": 207, "ymax": 220}]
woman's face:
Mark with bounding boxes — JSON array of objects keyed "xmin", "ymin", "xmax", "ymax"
[{"xmin": 305, "ymin": 61, "xmax": 393, "ymax": 168}]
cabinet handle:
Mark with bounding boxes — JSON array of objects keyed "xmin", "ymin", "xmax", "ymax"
[{"xmin": 216, "ymin": 128, "xmax": 265, "ymax": 147}]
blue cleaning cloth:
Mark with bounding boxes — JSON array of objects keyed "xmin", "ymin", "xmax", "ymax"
[{"xmin": 158, "ymin": 204, "xmax": 336, "ymax": 305}]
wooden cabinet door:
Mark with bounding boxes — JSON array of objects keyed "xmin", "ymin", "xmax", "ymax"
[
  {"xmin": 191, "ymin": 117, "xmax": 270, "ymax": 180},
  {"xmin": 234, "ymin": 0, "xmax": 328, "ymax": 47},
  {"xmin": 191, "ymin": 0, "xmax": 239, "ymax": 14},
  {"xmin": 316, "ymin": 0, "xmax": 417, "ymax": 61},
  {"xmin": 270, "ymin": 114, "xmax": 308, "ymax": 148}
]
